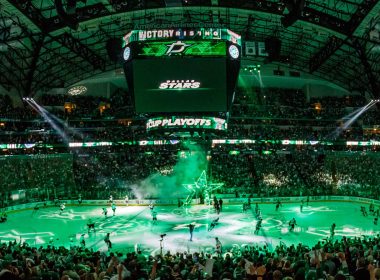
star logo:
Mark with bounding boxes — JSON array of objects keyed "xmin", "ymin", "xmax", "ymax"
[
  {"xmin": 166, "ymin": 41, "xmax": 191, "ymax": 56},
  {"xmin": 182, "ymin": 170, "xmax": 223, "ymax": 206}
]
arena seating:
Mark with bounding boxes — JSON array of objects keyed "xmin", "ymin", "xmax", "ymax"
[{"xmin": 0, "ymin": 89, "xmax": 379, "ymax": 279}]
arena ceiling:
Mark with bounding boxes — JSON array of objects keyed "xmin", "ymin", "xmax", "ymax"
[{"xmin": 0, "ymin": 0, "xmax": 379, "ymax": 99}]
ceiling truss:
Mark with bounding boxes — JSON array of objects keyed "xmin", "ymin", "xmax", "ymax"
[{"xmin": 0, "ymin": 0, "xmax": 378, "ymax": 97}]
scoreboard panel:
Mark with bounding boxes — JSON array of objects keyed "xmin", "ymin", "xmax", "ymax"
[
  {"xmin": 133, "ymin": 58, "xmax": 227, "ymax": 113},
  {"xmin": 122, "ymin": 28, "xmax": 241, "ymax": 114},
  {"xmin": 131, "ymin": 40, "xmax": 227, "ymax": 57}
]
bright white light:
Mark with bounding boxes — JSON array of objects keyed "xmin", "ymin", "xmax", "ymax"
[
  {"xmin": 228, "ymin": 45, "xmax": 240, "ymax": 59},
  {"xmin": 68, "ymin": 85, "xmax": 87, "ymax": 96},
  {"xmin": 329, "ymin": 100, "xmax": 377, "ymax": 140}
]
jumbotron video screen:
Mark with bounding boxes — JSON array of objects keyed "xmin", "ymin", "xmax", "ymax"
[
  {"xmin": 122, "ymin": 28, "xmax": 241, "ymax": 114},
  {"xmin": 132, "ymin": 58, "xmax": 227, "ymax": 113}
]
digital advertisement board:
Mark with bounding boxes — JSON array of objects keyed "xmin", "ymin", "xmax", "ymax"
[
  {"xmin": 132, "ymin": 40, "xmax": 227, "ymax": 57},
  {"xmin": 123, "ymin": 28, "xmax": 241, "ymax": 46},
  {"xmin": 146, "ymin": 116, "xmax": 227, "ymax": 131},
  {"xmin": 132, "ymin": 58, "xmax": 227, "ymax": 113}
]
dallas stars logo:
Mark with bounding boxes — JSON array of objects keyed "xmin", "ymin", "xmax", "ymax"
[
  {"xmin": 166, "ymin": 41, "xmax": 191, "ymax": 56},
  {"xmin": 182, "ymin": 170, "xmax": 223, "ymax": 206}
]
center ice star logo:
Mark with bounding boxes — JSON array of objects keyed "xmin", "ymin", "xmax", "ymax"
[{"xmin": 182, "ymin": 170, "xmax": 223, "ymax": 206}]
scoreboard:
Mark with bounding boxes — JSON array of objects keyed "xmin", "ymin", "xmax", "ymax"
[
  {"xmin": 132, "ymin": 58, "xmax": 226, "ymax": 112},
  {"xmin": 129, "ymin": 40, "xmax": 227, "ymax": 57},
  {"xmin": 122, "ymin": 28, "xmax": 241, "ymax": 114}
]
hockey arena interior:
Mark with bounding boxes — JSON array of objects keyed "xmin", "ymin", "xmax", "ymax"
[{"xmin": 0, "ymin": 0, "xmax": 380, "ymax": 279}]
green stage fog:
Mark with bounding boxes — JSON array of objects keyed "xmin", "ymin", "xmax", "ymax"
[{"xmin": 130, "ymin": 141, "xmax": 208, "ymax": 200}]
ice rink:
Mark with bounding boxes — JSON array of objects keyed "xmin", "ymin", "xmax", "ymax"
[{"xmin": 1, "ymin": 201, "xmax": 378, "ymax": 256}]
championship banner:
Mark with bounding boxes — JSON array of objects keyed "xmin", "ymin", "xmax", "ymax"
[{"xmin": 146, "ymin": 116, "xmax": 227, "ymax": 131}]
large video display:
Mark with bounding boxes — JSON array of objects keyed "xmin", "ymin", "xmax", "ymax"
[
  {"xmin": 133, "ymin": 40, "xmax": 227, "ymax": 57},
  {"xmin": 132, "ymin": 58, "xmax": 227, "ymax": 113},
  {"xmin": 122, "ymin": 28, "xmax": 241, "ymax": 114}
]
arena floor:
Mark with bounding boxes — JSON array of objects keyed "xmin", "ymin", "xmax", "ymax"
[{"xmin": 1, "ymin": 201, "xmax": 378, "ymax": 256}]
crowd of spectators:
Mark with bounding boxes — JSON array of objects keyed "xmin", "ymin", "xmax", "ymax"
[
  {"xmin": 0, "ymin": 88, "xmax": 379, "ymax": 146},
  {"xmin": 209, "ymin": 149, "xmax": 380, "ymax": 200},
  {"xmin": 72, "ymin": 147, "xmax": 151, "ymax": 199},
  {"xmin": 231, "ymin": 88, "xmax": 369, "ymax": 121},
  {"xmin": 1, "ymin": 89, "xmax": 380, "ymax": 279},
  {"xmin": 1, "ymin": 227, "xmax": 380, "ymax": 279},
  {"xmin": 3, "ymin": 121, "xmax": 378, "ymax": 148},
  {"xmin": 231, "ymin": 88, "xmax": 380, "ymax": 139},
  {"xmin": 326, "ymin": 155, "xmax": 380, "ymax": 198},
  {"xmin": 1, "ymin": 143, "xmax": 379, "ymax": 206},
  {"xmin": 0, "ymin": 154, "xmax": 75, "ymax": 206}
]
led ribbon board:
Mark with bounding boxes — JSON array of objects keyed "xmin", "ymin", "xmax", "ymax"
[
  {"xmin": 135, "ymin": 40, "xmax": 227, "ymax": 57},
  {"xmin": 146, "ymin": 117, "xmax": 227, "ymax": 131},
  {"xmin": 1, "ymin": 140, "xmax": 379, "ymax": 149},
  {"xmin": 123, "ymin": 28, "xmax": 241, "ymax": 46}
]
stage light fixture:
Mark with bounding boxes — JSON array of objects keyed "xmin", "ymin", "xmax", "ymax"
[{"xmin": 68, "ymin": 85, "xmax": 87, "ymax": 96}]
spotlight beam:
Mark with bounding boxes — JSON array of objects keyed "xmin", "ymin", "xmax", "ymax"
[
  {"xmin": 26, "ymin": 100, "xmax": 69, "ymax": 143},
  {"xmin": 327, "ymin": 100, "xmax": 377, "ymax": 140},
  {"xmin": 30, "ymin": 100, "xmax": 84, "ymax": 140},
  {"xmin": 341, "ymin": 101, "xmax": 377, "ymax": 130},
  {"xmin": 340, "ymin": 100, "xmax": 374, "ymax": 121}
]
